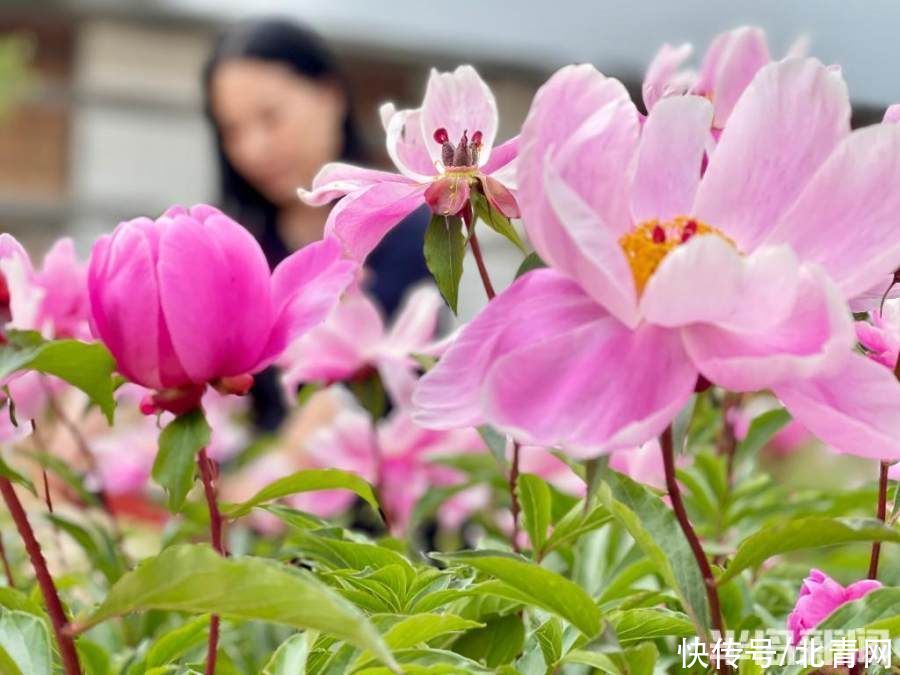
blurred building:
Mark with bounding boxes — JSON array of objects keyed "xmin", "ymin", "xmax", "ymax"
[{"xmin": 1, "ymin": 1, "xmax": 897, "ymax": 319}]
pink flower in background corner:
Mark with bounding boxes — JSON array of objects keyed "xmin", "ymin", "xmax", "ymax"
[
  {"xmin": 298, "ymin": 65, "xmax": 519, "ymax": 261},
  {"xmin": 787, "ymin": 569, "xmax": 880, "ymax": 644},
  {"xmin": 0, "ymin": 234, "xmax": 91, "ymax": 340},
  {"xmin": 413, "ymin": 58, "xmax": 900, "ymax": 462},
  {"xmin": 857, "ymin": 299, "xmax": 900, "ymax": 371},
  {"xmin": 87, "ymin": 204, "xmax": 356, "ymax": 415},
  {"xmin": 280, "ymin": 284, "xmax": 443, "ymax": 407},
  {"xmin": 643, "ymin": 26, "xmax": 805, "ymax": 129}
]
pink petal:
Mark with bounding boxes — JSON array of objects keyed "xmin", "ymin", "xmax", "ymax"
[
  {"xmin": 642, "ymin": 240, "xmax": 801, "ymax": 330},
  {"xmin": 774, "ymin": 354, "xmax": 900, "ymax": 461},
  {"xmin": 324, "ymin": 181, "xmax": 427, "ymax": 261},
  {"xmin": 298, "ymin": 162, "xmax": 412, "ymax": 207},
  {"xmin": 412, "ymin": 269, "xmax": 607, "ymax": 430},
  {"xmin": 279, "ymin": 291, "xmax": 384, "ymax": 391},
  {"xmin": 421, "ymin": 65, "xmax": 498, "ymax": 166},
  {"xmin": 380, "ymin": 104, "xmax": 437, "ymax": 180},
  {"xmin": 257, "ymin": 237, "xmax": 356, "ymax": 369},
  {"xmin": 424, "ymin": 175, "xmax": 470, "ymax": 216},
  {"xmin": 845, "ymin": 579, "xmax": 882, "ymax": 602},
  {"xmin": 158, "ymin": 211, "xmax": 273, "ymax": 383},
  {"xmin": 483, "ymin": 317, "xmax": 697, "ymax": 454},
  {"xmin": 883, "ymin": 104, "xmax": 900, "ymax": 124},
  {"xmin": 35, "ymin": 238, "xmax": 90, "ymax": 339},
  {"xmin": 642, "ymin": 42, "xmax": 693, "ymax": 111},
  {"xmin": 694, "ymin": 26, "xmax": 770, "ymax": 127},
  {"xmin": 89, "ymin": 225, "xmax": 174, "ymax": 390},
  {"xmin": 385, "ymin": 284, "xmax": 442, "ymax": 353},
  {"xmin": 693, "ymin": 59, "xmax": 850, "ymax": 252},
  {"xmin": 682, "ymin": 265, "xmax": 854, "ymax": 391},
  {"xmin": 480, "ymin": 174, "xmax": 519, "ymax": 218},
  {"xmin": 0, "ymin": 234, "xmax": 42, "ymax": 332},
  {"xmin": 763, "ymin": 124, "xmax": 900, "ymax": 299},
  {"xmin": 518, "ymin": 65, "xmax": 640, "ymax": 326},
  {"xmin": 631, "ymin": 95, "xmax": 713, "ymax": 223},
  {"xmin": 480, "ymin": 135, "xmax": 519, "ymax": 175}
]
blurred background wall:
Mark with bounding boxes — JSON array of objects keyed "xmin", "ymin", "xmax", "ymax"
[{"xmin": 1, "ymin": 0, "xmax": 898, "ymax": 318}]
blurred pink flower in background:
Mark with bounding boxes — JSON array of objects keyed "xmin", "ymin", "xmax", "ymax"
[
  {"xmin": 856, "ymin": 299, "xmax": 900, "ymax": 370},
  {"xmin": 727, "ymin": 396, "xmax": 812, "ymax": 455},
  {"xmin": 787, "ymin": 569, "xmax": 880, "ymax": 644},
  {"xmin": 414, "ymin": 58, "xmax": 900, "ymax": 462},
  {"xmin": 299, "ymin": 65, "xmax": 519, "ymax": 261},
  {"xmin": 88, "ymin": 204, "xmax": 355, "ymax": 415},
  {"xmin": 0, "ymin": 234, "xmax": 91, "ymax": 340},
  {"xmin": 643, "ymin": 26, "xmax": 806, "ymax": 129},
  {"xmin": 292, "ymin": 399, "xmax": 485, "ymax": 534},
  {"xmin": 280, "ymin": 284, "xmax": 442, "ymax": 407}
]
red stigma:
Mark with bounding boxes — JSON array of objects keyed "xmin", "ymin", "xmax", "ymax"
[
  {"xmin": 433, "ymin": 127, "xmax": 449, "ymax": 144},
  {"xmin": 471, "ymin": 130, "xmax": 483, "ymax": 146},
  {"xmin": 681, "ymin": 219, "xmax": 698, "ymax": 243},
  {"xmin": 652, "ymin": 225, "xmax": 666, "ymax": 244}
]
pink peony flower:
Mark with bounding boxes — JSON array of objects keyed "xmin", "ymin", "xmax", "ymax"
[
  {"xmin": 413, "ymin": 59, "xmax": 900, "ymax": 461},
  {"xmin": 298, "ymin": 66, "xmax": 519, "ymax": 261},
  {"xmin": 857, "ymin": 300, "xmax": 900, "ymax": 371},
  {"xmin": 787, "ymin": 569, "xmax": 881, "ymax": 644},
  {"xmin": 643, "ymin": 26, "xmax": 805, "ymax": 129},
  {"xmin": 87, "ymin": 204, "xmax": 355, "ymax": 414},
  {"xmin": 293, "ymin": 400, "xmax": 485, "ymax": 535},
  {"xmin": 280, "ymin": 284, "xmax": 442, "ymax": 407},
  {"xmin": 0, "ymin": 234, "xmax": 90, "ymax": 340}
]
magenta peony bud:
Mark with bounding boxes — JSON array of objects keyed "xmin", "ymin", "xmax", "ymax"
[
  {"xmin": 787, "ymin": 569, "xmax": 880, "ymax": 644},
  {"xmin": 88, "ymin": 204, "xmax": 355, "ymax": 413}
]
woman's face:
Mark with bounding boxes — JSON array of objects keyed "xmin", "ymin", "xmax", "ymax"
[{"xmin": 210, "ymin": 59, "xmax": 345, "ymax": 206}]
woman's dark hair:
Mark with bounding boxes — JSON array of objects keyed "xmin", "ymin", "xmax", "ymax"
[{"xmin": 203, "ymin": 18, "xmax": 367, "ymax": 266}]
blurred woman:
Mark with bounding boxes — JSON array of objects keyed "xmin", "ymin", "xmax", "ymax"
[{"xmin": 203, "ymin": 19, "xmax": 430, "ymax": 430}]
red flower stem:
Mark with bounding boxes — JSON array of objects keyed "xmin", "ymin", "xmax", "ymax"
[
  {"xmin": 461, "ymin": 203, "xmax": 520, "ymax": 552},
  {"xmin": 660, "ymin": 427, "xmax": 727, "ymax": 654},
  {"xmin": 0, "ymin": 533, "xmax": 15, "ymax": 588},
  {"xmin": 0, "ymin": 477, "xmax": 81, "ymax": 675},
  {"xmin": 867, "ymin": 461, "xmax": 890, "ymax": 580},
  {"xmin": 508, "ymin": 441, "xmax": 522, "ymax": 553},
  {"xmin": 461, "ymin": 204, "xmax": 496, "ymax": 301},
  {"xmin": 197, "ymin": 448, "xmax": 226, "ymax": 675}
]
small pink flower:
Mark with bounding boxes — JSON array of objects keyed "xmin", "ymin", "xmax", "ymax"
[
  {"xmin": 787, "ymin": 569, "xmax": 880, "ymax": 644},
  {"xmin": 413, "ymin": 59, "xmax": 900, "ymax": 462},
  {"xmin": 280, "ymin": 284, "xmax": 442, "ymax": 407},
  {"xmin": 87, "ymin": 205, "xmax": 355, "ymax": 414},
  {"xmin": 298, "ymin": 66, "xmax": 519, "ymax": 261}
]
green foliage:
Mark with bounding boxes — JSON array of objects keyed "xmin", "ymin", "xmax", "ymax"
[
  {"xmin": 470, "ymin": 191, "xmax": 527, "ymax": 253},
  {"xmin": 152, "ymin": 409, "xmax": 211, "ymax": 512},
  {"xmin": 423, "ymin": 214, "xmax": 466, "ymax": 313}
]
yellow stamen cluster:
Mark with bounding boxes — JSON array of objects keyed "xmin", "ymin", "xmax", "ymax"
[{"xmin": 619, "ymin": 216, "xmax": 730, "ymax": 293}]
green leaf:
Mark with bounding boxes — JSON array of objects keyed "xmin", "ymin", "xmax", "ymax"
[
  {"xmin": 598, "ymin": 469, "xmax": 711, "ymax": 632},
  {"xmin": 471, "ymin": 191, "xmax": 527, "ymax": 253},
  {"xmin": 145, "ymin": 615, "xmax": 210, "ymax": 668},
  {"xmin": 0, "ymin": 609, "xmax": 52, "ymax": 675},
  {"xmin": 0, "ymin": 332, "xmax": 116, "ymax": 423},
  {"xmin": 433, "ymin": 551, "xmax": 602, "ymax": 637},
  {"xmin": 534, "ymin": 617, "xmax": 563, "ymax": 668},
  {"xmin": 72, "ymin": 544, "xmax": 398, "ymax": 671},
  {"xmin": 263, "ymin": 632, "xmax": 315, "ymax": 675},
  {"xmin": 348, "ymin": 372, "xmax": 386, "ymax": 420},
  {"xmin": 355, "ymin": 614, "xmax": 483, "ymax": 669},
  {"xmin": 224, "ymin": 469, "xmax": 380, "ymax": 520},
  {"xmin": 45, "ymin": 513, "xmax": 124, "ymax": 583},
  {"xmin": 452, "ymin": 613, "xmax": 524, "ymax": 667},
  {"xmin": 517, "ymin": 473, "xmax": 552, "ymax": 554},
  {"xmin": 542, "ymin": 500, "xmax": 611, "ymax": 555},
  {"xmin": 562, "ymin": 649, "xmax": 621, "ymax": 674},
  {"xmin": 476, "ymin": 425, "xmax": 508, "ymax": 471},
  {"xmin": 619, "ymin": 642, "xmax": 657, "ymax": 675},
  {"xmin": 514, "ymin": 252, "xmax": 546, "ymax": 279},
  {"xmin": 719, "ymin": 517, "xmax": 900, "ymax": 584},
  {"xmin": 290, "ymin": 531, "xmax": 412, "ymax": 576},
  {"xmin": 734, "ymin": 408, "xmax": 792, "ymax": 463},
  {"xmin": 0, "ymin": 589, "xmax": 44, "ymax": 619},
  {"xmin": 0, "ymin": 456, "xmax": 34, "ymax": 495},
  {"xmin": 152, "ymin": 409, "xmax": 211, "ymax": 512},
  {"xmin": 611, "ymin": 608, "xmax": 696, "ymax": 644},
  {"xmin": 423, "ymin": 214, "xmax": 466, "ymax": 314}
]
